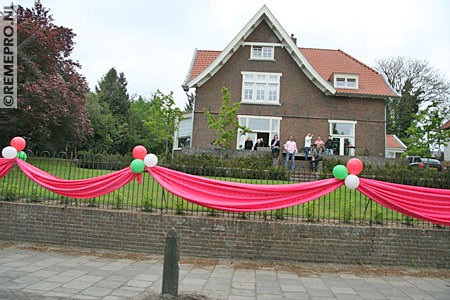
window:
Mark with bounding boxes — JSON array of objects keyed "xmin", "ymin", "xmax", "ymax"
[
  {"xmin": 333, "ymin": 74, "xmax": 359, "ymax": 89},
  {"xmin": 237, "ymin": 116, "xmax": 281, "ymax": 150},
  {"xmin": 251, "ymin": 45, "xmax": 274, "ymax": 60},
  {"xmin": 177, "ymin": 137, "xmax": 191, "ymax": 148},
  {"xmin": 328, "ymin": 120, "xmax": 357, "ymax": 156},
  {"xmin": 241, "ymin": 72, "xmax": 281, "ymax": 104},
  {"xmin": 173, "ymin": 113, "xmax": 193, "ymax": 150}
]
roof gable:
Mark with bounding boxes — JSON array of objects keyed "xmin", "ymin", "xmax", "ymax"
[
  {"xmin": 386, "ymin": 134, "xmax": 407, "ymax": 149},
  {"xmin": 186, "ymin": 50, "xmax": 221, "ymax": 83},
  {"xmin": 185, "ymin": 5, "xmax": 335, "ymax": 95},
  {"xmin": 300, "ymin": 48, "xmax": 398, "ymax": 97},
  {"xmin": 184, "ymin": 5, "xmax": 397, "ymax": 98}
]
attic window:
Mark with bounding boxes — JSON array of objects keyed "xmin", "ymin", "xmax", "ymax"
[
  {"xmin": 251, "ymin": 45, "xmax": 274, "ymax": 60},
  {"xmin": 334, "ymin": 74, "xmax": 358, "ymax": 89}
]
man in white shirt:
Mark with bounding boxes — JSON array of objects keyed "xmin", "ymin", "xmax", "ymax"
[{"xmin": 304, "ymin": 133, "xmax": 313, "ymax": 160}]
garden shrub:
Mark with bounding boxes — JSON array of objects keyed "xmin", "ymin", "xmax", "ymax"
[
  {"xmin": 1, "ymin": 183, "xmax": 19, "ymax": 201},
  {"xmin": 76, "ymin": 150, "xmax": 130, "ymax": 170},
  {"xmin": 114, "ymin": 191, "xmax": 124, "ymax": 209},
  {"xmin": 29, "ymin": 187, "xmax": 41, "ymax": 202},
  {"xmin": 343, "ymin": 204, "xmax": 353, "ymax": 224},
  {"xmin": 167, "ymin": 154, "xmax": 288, "ymax": 181},
  {"xmin": 323, "ymin": 157, "xmax": 449, "ymax": 189},
  {"xmin": 374, "ymin": 211, "xmax": 384, "ymax": 225},
  {"xmin": 275, "ymin": 209, "xmax": 285, "ymax": 220}
]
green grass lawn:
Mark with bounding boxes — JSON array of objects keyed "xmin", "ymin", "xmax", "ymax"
[{"xmin": 0, "ymin": 157, "xmax": 418, "ymax": 225}]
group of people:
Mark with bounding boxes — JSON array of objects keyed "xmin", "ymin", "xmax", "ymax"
[
  {"xmin": 278, "ymin": 133, "xmax": 335, "ymax": 171},
  {"xmin": 245, "ymin": 133, "xmax": 335, "ymax": 172},
  {"xmin": 244, "ymin": 137, "xmax": 267, "ymax": 150}
]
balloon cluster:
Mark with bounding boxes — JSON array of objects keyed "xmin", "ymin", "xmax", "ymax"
[
  {"xmin": 1, "ymin": 136, "xmax": 27, "ymax": 161},
  {"xmin": 332, "ymin": 158, "xmax": 363, "ymax": 190},
  {"xmin": 129, "ymin": 145, "xmax": 158, "ymax": 173}
]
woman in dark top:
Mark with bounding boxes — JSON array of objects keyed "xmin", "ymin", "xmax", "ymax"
[
  {"xmin": 244, "ymin": 138, "xmax": 253, "ymax": 150},
  {"xmin": 270, "ymin": 134, "xmax": 280, "ymax": 158}
]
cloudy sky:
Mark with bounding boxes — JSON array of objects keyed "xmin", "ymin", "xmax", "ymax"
[{"xmin": 21, "ymin": 0, "xmax": 450, "ymax": 108}]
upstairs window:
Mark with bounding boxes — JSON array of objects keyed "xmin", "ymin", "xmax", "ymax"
[
  {"xmin": 251, "ymin": 45, "xmax": 274, "ymax": 60},
  {"xmin": 241, "ymin": 72, "xmax": 281, "ymax": 104},
  {"xmin": 333, "ymin": 74, "xmax": 359, "ymax": 89}
]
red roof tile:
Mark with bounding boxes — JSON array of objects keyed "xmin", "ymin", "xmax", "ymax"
[
  {"xmin": 386, "ymin": 134, "xmax": 406, "ymax": 149},
  {"xmin": 299, "ymin": 48, "xmax": 397, "ymax": 97},
  {"xmin": 188, "ymin": 50, "xmax": 221, "ymax": 82},
  {"xmin": 188, "ymin": 48, "xmax": 397, "ymax": 97}
]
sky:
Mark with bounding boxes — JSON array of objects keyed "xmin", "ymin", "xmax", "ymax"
[{"xmin": 20, "ymin": 0, "xmax": 450, "ymax": 108}]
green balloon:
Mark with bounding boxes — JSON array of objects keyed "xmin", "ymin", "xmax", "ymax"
[
  {"xmin": 130, "ymin": 159, "xmax": 145, "ymax": 173},
  {"xmin": 16, "ymin": 151, "xmax": 28, "ymax": 161},
  {"xmin": 333, "ymin": 165, "xmax": 348, "ymax": 180}
]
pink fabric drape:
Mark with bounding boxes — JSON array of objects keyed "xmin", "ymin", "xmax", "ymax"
[
  {"xmin": 358, "ymin": 178, "xmax": 450, "ymax": 226},
  {"xmin": 146, "ymin": 166, "xmax": 344, "ymax": 211},
  {"xmin": 15, "ymin": 159, "xmax": 140, "ymax": 198},
  {"xmin": 0, "ymin": 158, "xmax": 16, "ymax": 179},
  {"xmin": 2, "ymin": 157, "xmax": 450, "ymax": 226}
]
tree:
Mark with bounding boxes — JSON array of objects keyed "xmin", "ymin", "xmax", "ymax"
[
  {"xmin": 404, "ymin": 98, "xmax": 450, "ymax": 157},
  {"xmin": 142, "ymin": 90, "xmax": 182, "ymax": 155},
  {"xmin": 82, "ymin": 92, "xmax": 117, "ymax": 153},
  {"xmin": 183, "ymin": 92, "xmax": 195, "ymax": 112},
  {"xmin": 0, "ymin": 1, "xmax": 90, "ymax": 151},
  {"xmin": 93, "ymin": 67, "xmax": 131, "ymax": 154},
  {"xmin": 95, "ymin": 68, "xmax": 130, "ymax": 120},
  {"xmin": 128, "ymin": 95, "xmax": 155, "ymax": 149},
  {"xmin": 375, "ymin": 57, "xmax": 450, "ymax": 139},
  {"xmin": 204, "ymin": 87, "xmax": 250, "ymax": 149}
]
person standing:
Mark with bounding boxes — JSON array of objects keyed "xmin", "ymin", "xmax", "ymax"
[
  {"xmin": 270, "ymin": 134, "xmax": 280, "ymax": 159},
  {"xmin": 304, "ymin": 133, "xmax": 313, "ymax": 160},
  {"xmin": 325, "ymin": 135, "xmax": 334, "ymax": 155},
  {"xmin": 314, "ymin": 136, "xmax": 324, "ymax": 148},
  {"xmin": 244, "ymin": 138, "xmax": 253, "ymax": 150},
  {"xmin": 284, "ymin": 135, "xmax": 298, "ymax": 171},
  {"xmin": 309, "ymin": 143, "xmax": 325, "ymax": 172},
  {"xmin": 254, "ymin": 138, "xmax": 265, "ymax": 150}
]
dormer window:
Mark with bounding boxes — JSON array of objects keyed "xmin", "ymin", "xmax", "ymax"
[
  {"xmin": 333, "ymin": 74, "xmax": 359, "ymax": 89},
  {"xmin": 251, "ymin": 45, "xmax": 274, "ymax": 60}
]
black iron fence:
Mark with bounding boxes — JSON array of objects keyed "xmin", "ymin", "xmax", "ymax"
[{"xmin": 0, "ymin": 153, "xmax": 448, "ymax": 230}]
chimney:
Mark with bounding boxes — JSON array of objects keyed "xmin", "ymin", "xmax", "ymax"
[{"xmin": 290, "ymin": 34, "xmax": 297, "ymax": 45}]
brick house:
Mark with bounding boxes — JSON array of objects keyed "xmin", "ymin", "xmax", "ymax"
[
  {"xmin": 443, "ymin": 120, "xmax": 450, "ymax": 161},
  {"xmin": 385, "ymin": 134, "xmax": 407, "ymax": 159},
  {"xmin": 180, "ymin": 5, "xmax": 397, "ymax": 157}
]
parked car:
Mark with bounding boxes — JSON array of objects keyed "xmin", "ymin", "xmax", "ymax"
[{"xmin": 407, "ymin": 156, "xmax": 443, "ymax": 172}]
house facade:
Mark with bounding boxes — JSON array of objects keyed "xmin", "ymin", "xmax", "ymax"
[
  {"xmin": 385, "ymin": 134, "xmax": 407, "ymax": 159},
  {"xmin": 181, "ymin": 6, "xmax": 397, "ymax": 157},
  {"xmin": 443, "ymin": 120, "xmax": 450, "ymax": 161}
]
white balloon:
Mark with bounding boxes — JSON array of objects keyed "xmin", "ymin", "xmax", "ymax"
[
  {"xmin": 144, "ymin": 153, "xmax": 158, "ymax": 167},
  {"xmin": 2, "ymin": 146, "xmax": 17, "ymax": 159},
  {"xmin": 345, "ymin": 174, "xmax": 360, "ymax": 190}
]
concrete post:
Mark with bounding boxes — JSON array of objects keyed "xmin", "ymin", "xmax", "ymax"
[{"xmin": 162, "ymin": 228, "xmax": 180, "ymax": 296}]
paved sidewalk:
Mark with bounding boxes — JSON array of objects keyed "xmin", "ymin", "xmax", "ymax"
[{"xmin": 0, "ymin": 243, "xmax": 449, "ymax": 300}]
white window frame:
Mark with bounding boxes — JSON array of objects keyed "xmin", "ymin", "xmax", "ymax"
[
  {"xmin": 333, "ymin": 74, "xmax": 359, "ymax": 89},
  {"xmin": 241, "ymin": 71, "xmax": 282, "ymax": 105},
  {"xmin": 250, "ymin": 45, "xmax": 274, "ymax": 60},
  {"xmin": 237, "ymin": 115, "xmax": 282, "ymax": 150},
  {"xmin": 244, "ymin": 42, "xmax": 280, "ymax": 60},
  {"xmin": 328, "ymin": 120, "xmax": 357, "ymax": 156}
]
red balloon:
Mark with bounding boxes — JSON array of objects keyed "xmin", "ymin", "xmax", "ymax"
[
  {"xmin": 346, "ymin": 158, "xmax": 363, "ymax": 175},
  {"xmin": 10, "ymin": 136, "xmax": 26, "ymax": 151},
  {"xmin": 132, "ymin": 145, "xmax": 147, "ymax": 159}
]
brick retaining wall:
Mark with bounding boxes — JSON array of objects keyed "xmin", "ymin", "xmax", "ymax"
[{"xmin": 0, "ymin": 202, "xmax": 448, "ymax": 268}]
